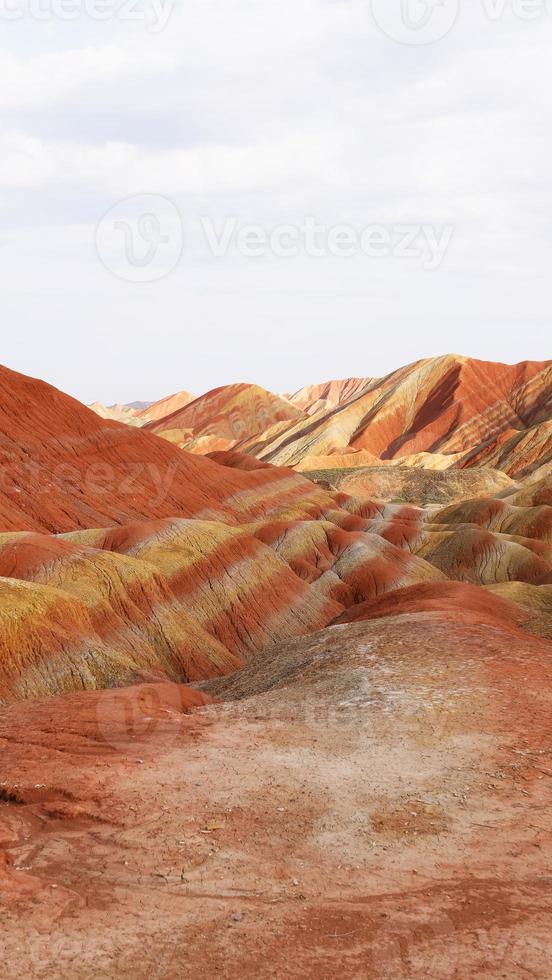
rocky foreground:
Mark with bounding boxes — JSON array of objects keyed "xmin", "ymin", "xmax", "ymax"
[{"xmin": 2, "ymin": 604, "xmax": 552, "ymax": 978}]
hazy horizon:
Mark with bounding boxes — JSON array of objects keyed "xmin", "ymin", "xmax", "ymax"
[{"xmin": 5, "ymin": 348, "xmax": 551, "ymax": 408}]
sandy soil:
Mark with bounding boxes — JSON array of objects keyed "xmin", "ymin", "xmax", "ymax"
[{"xmin": 1, "ymin": 616, "xmax": 552, "ymax": 978}]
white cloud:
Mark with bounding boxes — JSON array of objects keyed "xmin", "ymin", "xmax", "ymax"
[
  {"xmin": 0, "ymin": 0, "xmax": 551, "ymax": 402},
  {"xmin": 0, "ymin": 44, "xmax": 174, "ymax": 110}
]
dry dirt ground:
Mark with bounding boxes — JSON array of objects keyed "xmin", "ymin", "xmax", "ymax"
[{"xmin": 1, "ymin": 615, "xmax": 552, "ymax": 978}]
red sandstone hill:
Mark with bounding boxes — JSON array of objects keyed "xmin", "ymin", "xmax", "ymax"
[
  {"xmin": 0, "ymin": 521, "xmax": 346, "ymax": 704},
  {"xmin": 96, "ymin": 356, "xmax": 552, "ymax": 480},
  {"xmin": 134, "ymin": 389, "xmax": 196, "ymax": 424},
  {"xmin": 234, "ymin": 355, "xmax": 552, "ymax": 473},
  {"xmin": 334, "ymin": 580, "xmax": 536, "ymax": 630},
  {"xmin": 144, "ymin": 383, "xmax": 305, "ymax": 454},
  {"xmin": 0, "ymin": 365, "xmax": 338, "ymax": 534},
  {"xmin": 287, "ymin": 377, "xmax": 372, "ymax": 415}
]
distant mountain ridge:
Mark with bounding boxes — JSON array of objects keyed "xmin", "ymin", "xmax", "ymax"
[
  {"xmin": 240, "ymin": 356, "xmax": 552, "ymax": 477},
  {"xmin": 144, "ymin": 382, "xmax": 305, "ymax": 455},
  {"xmin": 101, "ymin": 355, "xmax": 551, "ymax": 478}
]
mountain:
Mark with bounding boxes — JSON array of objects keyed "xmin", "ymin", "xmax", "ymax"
[
  {"xmin": 287, "ymin": 377, "xmax": 372, "ymax": 415},
  {"xmin": 90, "ymin": 356, "xmax": 552, "ymax": 481},
  {"xmin": 458, "ymin": 417, "xmax": 552, "ymax": 478},
  {"xmin": 0, "ymin": 364, "xmax": 335, "ymax": 534},
  {"xmin": 126, "ymin": 401, "xmax": 153, "ymax": 411},
  {"xmin": 236, "ymin": 355, "xmax": 552, "ymax": 474},
  {"xmin": 88, "ymin": 401, "xmax": 143, "ymax": 424},
  {"xmin": 133, "ymin": 389, "xmax": 196, "ymax": 424},
  {"xmin": 144, "ymin": 382, "xmax": 305, "ymax": 454}
]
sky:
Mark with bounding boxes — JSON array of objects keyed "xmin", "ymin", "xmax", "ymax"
[{"xmin": 1, "ymin": 0, "xmax": 551, "ymax": 404}]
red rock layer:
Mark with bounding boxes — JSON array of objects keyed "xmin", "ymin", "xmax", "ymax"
[
  {"xmin": 359, "ymin": 498, "xmax": 552, "ymax": 586},
  {"xmin": 335, "ymin": 580, "xmax": 534, "ymax": 631},
  {"xmin": 458, "ymin": 419, "xmax": 552, "ymax": 478},
  {"xmin": 0, "ymin": 364, "xmax": 343, "ymax": 534},
  {"xmin": 287, "ymin": 377, "xmax": 372, "ymax": 415},
  {"xmin": 432, "ymin": 497, "xmax": 552, "ymax": 545},
  {"xmin": 134, "ymin": 389, "xmax": 196, "ymax": 423},
  {"xmin": 507, "ymin": 474, "xmax": 552, "ymax": 508},
  {"xmin": 145, "ymin": 383, "xmax": 305, "ymax": 453},
  {"xmin": 61, "ymin": 518, "xmax": 344, "ymax": 661},
  {"xmin": 0, "ymin": 531, "xmax": 241, "ymax": 703},
  {"xmin": 248, "ymin": 518, "xmax": 444, "ymax": 606},
  {"xmin": 235, "ymin": 356, "xmax": 552, "ymax": 471}
]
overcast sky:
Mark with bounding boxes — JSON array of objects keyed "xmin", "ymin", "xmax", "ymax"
[{"xmin": 1, "ymin": 0, "xmax": 551, "ymax": 404}]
